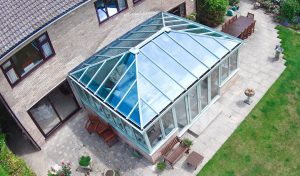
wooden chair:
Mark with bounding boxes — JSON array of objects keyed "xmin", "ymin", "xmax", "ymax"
[
  {"xmin": 247, "ymin": 12, "xmax": 254, "ymax": 19},
  {"xmin": 252, "ymin": 20, "xmax": 256, "ymax": 33},
  {"xmin": 246, "ymin": 25, "xmax": 252, "ymax": 37},
  {"xmin": 229, "ymin": 18, "xmax": 234, "ymax": 24},
  {"xmin": 232, "ymin": 15, "xmax": 237, "ymax": 21},
  {"xmin": 161, "ymin": 137, "xmax": 189, "ymax": 168},
  {"xmin": 99, "ymin": 127, "xmax": 117, "ymax": 147},
  {"xmin": 85, "ymin": 115, "xmax": 100, "ymax": 134}
]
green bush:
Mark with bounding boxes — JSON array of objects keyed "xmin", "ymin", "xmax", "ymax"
[
  {"xmin": 196, "ymin": 0, "xmax": 229, "ymax": 27},
  {"xmin": 229, "ymin": 0, "xmax": 240, "ymax": 6},
  {"xmin": 156, "ymin": 161, "xmax": 166, "ymax": 171},
  {"xmin": 0, "ymin": 134, "xmax": 35, "ymax": 176},
  {"xmin": 79, "ymin": 155, "xmax": 91, "ymax": 167},
  {"xmin": 279, "ymin": 0, "xmax": 300, "ymax": 23}
]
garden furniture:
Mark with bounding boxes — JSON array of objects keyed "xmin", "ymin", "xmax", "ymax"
[
  {"xmin": 186, "ymin": 151, "xmax": 204, "ymax": 170},
  {"xmin": 161, "ymin": 136, "xmax": 189, "ymax": 168},
  {"xmin": 221, "ymin": 16, "xmax": 255, "ymax": 39},
  {"xmin": 247, "ymin": 12, "xmax": 254, "ymax": 19}
]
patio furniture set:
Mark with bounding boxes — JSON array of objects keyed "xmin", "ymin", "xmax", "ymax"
[
  {"xmin": 161, "ymin": 136, "xmax": 204, "ymax": 170},
  {"xmin": 222, "ymin": 12, "xmax": 256, "ymax": 39},
  {"xmin": 85, "ymin": 114, "xmax": 118, "ymax": 147}
]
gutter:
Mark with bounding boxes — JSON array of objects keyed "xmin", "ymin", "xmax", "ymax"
[{"xmin": 0, "ymin": 0, "xmax": 92, "ymax": 63}]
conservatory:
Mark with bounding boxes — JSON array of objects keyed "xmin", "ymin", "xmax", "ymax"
[{"xmin": 68, "ymin": 12, "xmax": 243, "ymax": 161}]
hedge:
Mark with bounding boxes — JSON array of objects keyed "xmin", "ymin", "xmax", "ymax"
[
  {"xmin": 0, "ymin": 134, "xmax": 36, "ymax": 176},
  {"xmin": 280, "ymin": 0, "xmax": 300, "ymax": 23}
]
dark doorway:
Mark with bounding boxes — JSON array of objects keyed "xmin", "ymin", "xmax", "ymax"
[
  {"xmin": 168, "ymin": 2, "xmax": 186, "ymax": 17},
  {"xmin": 28, "ymin": 81, "xmax": 80, "ymax": 137},
  {"xmin": 0, "ymin": 95, "xmax": 38, "ymax": 155}
]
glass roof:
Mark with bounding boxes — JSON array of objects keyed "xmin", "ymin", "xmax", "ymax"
[{"xmin": 70, "ymin": 12, "xmax": 243, "ymax": 129}]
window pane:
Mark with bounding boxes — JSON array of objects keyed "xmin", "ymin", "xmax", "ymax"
[
  {"xmin": 38, "ymin": 34, "xmax": 47, "ymax": 42},
  {"xmin": 147, "ymin": 121, "xmax": 163, "ymax": 148},
  {"xmin": 29, "ymin": 98, "xmax": 61, "ymax": 134},
  {"xmin": 221, "ymin": 58, "xmax": 229, "ymax": 82},
  {"xmin": 189, "ymin": 86, "xmax": 199, "ymax": 120},
  {"xmin": 97, "ymin": 53, "xmax": 135, "ymax": 99},
  {"xmin": 132, "ymin": 128, "xmax": 148, "ymax": 151},
  {"xmin": 48, "ymin": 82, "xmax": 79, "ymax": 120},
  {"xmin": 117, "ymin": 0, "xmax": 126, "ymax": 11},
  {"xmin": 112, "ymin": 114, "xmax": 124, "ymax": 131},
  {"xmin": 11, "ymin": 41, "xmax": 43, "ymax": 77},
  {"xmin": 175, "ymin": 97, "xmax": 188, "ymax": 131},
  {"xmin": 2, "ymin": 61, "xmax": 11, "ymax": 70},
  {"xmin": 123, "ymin": 121, "xmax": 135, "ymax": 139},
  {"xmin": 161, "ymin": 109, "xmax": 175, "ymax": 136},
  {"xmin": 6, "ymin": 69, "xmax": 19, "ymax": 84},
  {"xmin": 201, "ymin": 77, "xmax": 209, "ymax": 110},
  {"xmin": 117, "ymin": 83, "xmax": 138, "ymax": 116},
  {"xmin": 41, "ymin": 42, "xmax": 53, "ymax": 58},
  {"xmin": 211, "ymin": 67, "xmax": 219, "ymax": 100},
  {"xmin": 95, "ymin": 0, "xmax": 108, "ymax": 21},
  {"xmin": 107, "ymin": 0, "xmax": 118, "ymax": 16},
  {"xmin": 230, "ymin": 52, "xmax": 238, "ymax": 73}
]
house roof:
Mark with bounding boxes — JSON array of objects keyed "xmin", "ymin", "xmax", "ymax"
[
  {"xmin": 0, "ymin": 0, "xmax": 89, "ymax": 60},
  {"xmin": 70, "ymin": 12, "xmax": 243, "ymax": 129}
]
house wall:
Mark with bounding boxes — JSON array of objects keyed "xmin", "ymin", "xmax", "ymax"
[{"xmin": 0, "ymin": 0, "xmax": 195, "ymax": 147}]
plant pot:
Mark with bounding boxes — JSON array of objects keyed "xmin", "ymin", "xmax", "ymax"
[{"xmin": 105, "ymin": 170, "xmax": 120, "ymax": 176}]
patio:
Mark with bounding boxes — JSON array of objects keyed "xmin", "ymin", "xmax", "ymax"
[{"xmin": 19, "ymin": 0, "xmax": 286, "ymax": 175}]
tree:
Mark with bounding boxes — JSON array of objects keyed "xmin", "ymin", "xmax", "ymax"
[{"xmin": 196, "ymin": 0, "xmax": 229, "ymax": 27}]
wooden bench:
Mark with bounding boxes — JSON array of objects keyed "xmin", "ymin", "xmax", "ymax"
[{"xmin": 161, "ymin": 136, "xmax": 189, "ymax": 168}]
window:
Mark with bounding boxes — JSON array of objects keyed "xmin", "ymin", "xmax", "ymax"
[
  {"xmin": 189, "ymin": 86, "xmax": 199, "ymax": 120},
  {"xmin": 147, "ymin": 120, "xmax": 163, "ymax": 148},
  {"xmin": 95, "ymin": 0, "xmax": 128, "ymax": 23},
  {"xmin": 133, "ymin": 0, "xmax": 142, "ymax": 4},
  {"xmin": 200, "ymin": 77, "xmax": 209, "ymax": 110},
  {"xmin": 221, "ymin": 58, "xmax": 230, "ymax": 83},
  {"xmin": 161, "ymin": 109, "xmax": 175, "ymax": 136},
  {"xmin": 168, "ymin": 3, "xmax": 186, "ymax": 17},
  {"xmin": 175, "ymin": 97, "xmax": 188, "ymax": 131},
  {"xmin": 1, "ymin": 32, "xmax": 54, "ymax": 86},
  {"xmin": 211, "ymin": 66, "xmax": 220, "ymax": 100},
  {"xmin": 229, "ymin": 51, "xmax": 238, "ymax": 73},
  {"xmin": 28, "ymin": 81, "xmax": 79, "ymax": 137}
]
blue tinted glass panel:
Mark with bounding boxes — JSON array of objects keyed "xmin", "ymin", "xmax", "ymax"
[
  {"xmin": 129, "ymin": 106, "xmax": 140, "ymax": 126},
  {"xmin": 87, "ymin": 56, "xmax": 121, "ymax": 92},
  {"xmin": 72, "ymin": 69, "xmax": 85, "ymax": 80},
  {"xmin": 106, "ymin": 64, "xmax": 136, "ymax": 107},
  {"xmin": 97, "ymin": 53, "xmax": 135, "ymax": 99},
  {"xmin": 190, "ymin": 35, "xmax": 228, "ymax": 59},
  {"xmin": 154, "ymin": 33, "xmax": 208, "ymax": 77},
  {"xmin": 137, "ymin": 74, "xmax": 171, "ymax": 115},
  {"xmin": 140, "ymin": 101, "xmax": 157, "ymax": 127},
  {"xmin": 117, "ymin": 83, "xmax": 138, "ymax": 116},
  {"xmin": 137, "ymin": 53, "xmax": 183, "ymax": 100},
  {"xmin": 141, "ymin": 42, "xmax": 196, "ymax": 89},
  {"xmin": 168, "ymin": 32, "xmax": 219, "ymax": 68},
  {"xmin": 80, "ymin": 64, "xmax": 102, "ymax": 86}
]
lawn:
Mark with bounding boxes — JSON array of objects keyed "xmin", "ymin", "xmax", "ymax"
[{"xmin": 198, "ymin": 26, "xmax": 300, "ymax": 176}]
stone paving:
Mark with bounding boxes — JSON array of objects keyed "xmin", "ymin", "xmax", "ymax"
[{"xmin": 19, "ymin": 0, "xmax": 286, "ymax": 175}]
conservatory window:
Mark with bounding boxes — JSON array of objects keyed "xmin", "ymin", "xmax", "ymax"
[
  {"xmin": 211, "ymin": 66, "xmax": 220, "ymax": 100},
  {"xmin": 132, "ymin": 128, "xmax": 148, "ymax": 151},
  {"xmin": 147, "ymin": 121, "xmax": 163, "ymax": 148},
  {"xmin": 188, "ymin": 86, "xmax": 199, "ymax": 120},
  {"xmin": 161, "ymin": 109, "xmax": 175, "ymax": 136},
  {"xmin": 200, "ymin": 77, "xmax": 209, "ymax": 110},
  {"xmin": 230, "ymin": 51, "xmax": 238, "ymax": 73},
  {"xmin": 221, "ymin": 58, "xmax": 230, "ymax": 82},
  {"xmin": 175, "ymin": 97, "xmax": 188, "ymax": 131}
]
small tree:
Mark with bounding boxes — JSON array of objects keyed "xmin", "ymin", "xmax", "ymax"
[
  {"xmin": 279, "ymin": 0, "xmax": 300, "ymax": 23},
  {"xmin": 196, "ymin": 0, "xmax": 229, "ymax": 27}
]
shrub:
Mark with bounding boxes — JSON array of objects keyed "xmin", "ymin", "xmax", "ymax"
[
  {"xmin": 79, "ymin": 155, "xmax": 91, "ymax": 167},
  {"xmin": 182, "ymin": 138, "xmax": 193, "ymax": 148},
  {"xmin": 196, "ymin": 0, "xmax": 229, "ymax": 27},
  {"xmin": 229, "ymin": 0, "xmax": 240, "ymax": 6},
  {"xmin": 48, "ymin": 162, "xmax": 71, "ymax": 176},
  {"xmin": 279, "ymin": 0, "xmax": 300, "ymax": 23},
  {"xmin": 156, "ymin": 161, "xmax": 166, "ymax": 171},
  {"xmin": 0, "ymin": 134, "xmax": 35, "ymax": 176}
]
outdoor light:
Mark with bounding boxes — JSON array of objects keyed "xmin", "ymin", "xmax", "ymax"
[{"xmin": 274, "ymin": 45, "xmax": 284, "ymax": 61}]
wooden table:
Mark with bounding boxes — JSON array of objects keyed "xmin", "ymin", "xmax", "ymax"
[
  {"xmin": 222, "ymin": 16, "xmax": 255, "ymax": 38},
  {"xmin": 186, "ymin": 151, "xmax": 204, "ymax": 170}
]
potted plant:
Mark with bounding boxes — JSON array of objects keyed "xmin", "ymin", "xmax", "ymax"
[
  {"xmin": 105, "ymin": 170, "xmax": 120, "ymax": 176},
  {"xmin": 79, "ymin": 155, "xmax": 91, "ymax": 171},
  {"xmin": 156, "ymin": 161, "xmax": 166, "ymax": 172},
  {"xmin": 244, "ymin": 88, "xmax": 255, "ymax": 105},
  {"xmin": 182, "ymin": 138, "xmax": 193, "ymax": 148},
  {"xmin": 48, "ymin": 162, "xmax": 71, "ymax": 176}
]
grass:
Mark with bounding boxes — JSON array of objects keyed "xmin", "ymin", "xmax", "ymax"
[{"xmin": 198, "ymin": 26, "xmax": 300, "ymax": 176}]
